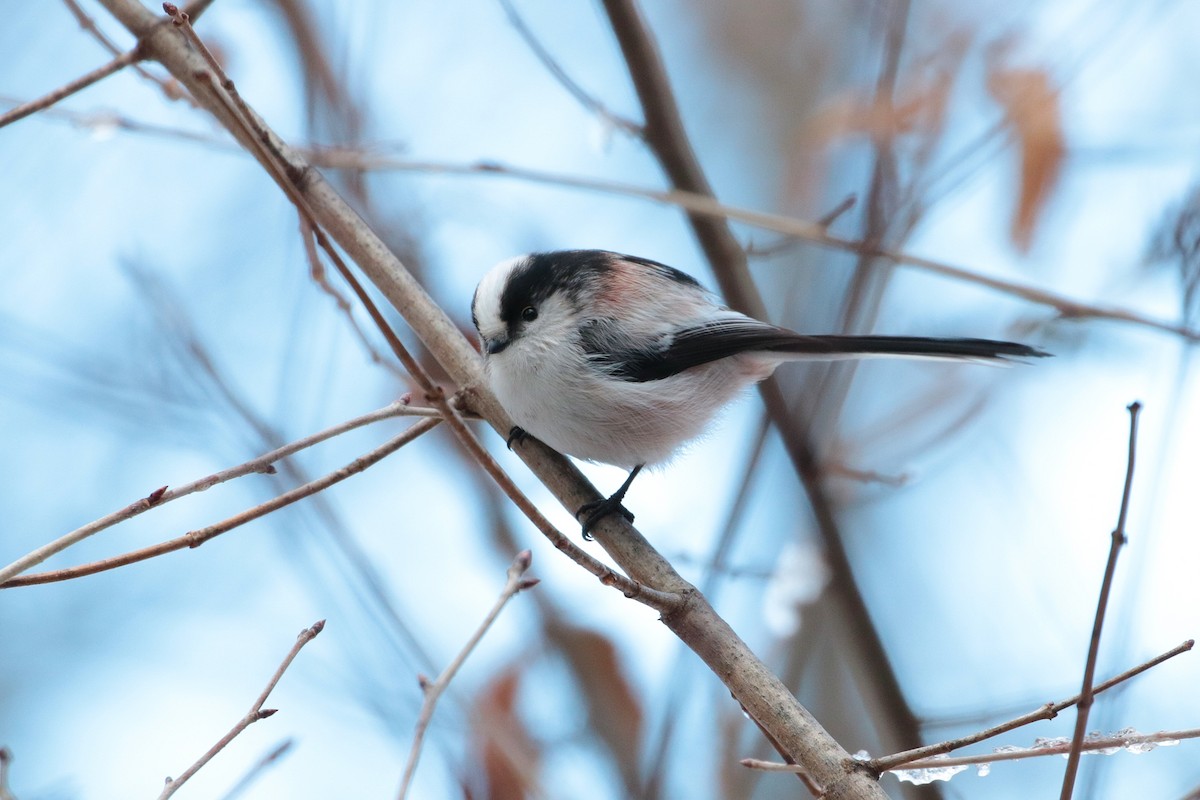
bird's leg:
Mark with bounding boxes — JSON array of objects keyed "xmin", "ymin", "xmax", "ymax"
[
  {"xmin": 506, "ymin": 426, "xmax": 529, "ymax": 450},
  {"xmin": 576, "ymin": 464, "xmax": 644, "ymax": 539}
]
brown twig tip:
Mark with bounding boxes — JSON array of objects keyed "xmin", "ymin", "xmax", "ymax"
[
  {"xmin": 417, "ymin": 673, "xmax": 431, "ymax": 691},
  {"xmin": 400, "ymin": 391, "xmax": 413, "ymax": 405},
  {"xmin": 1128, "ymin": 400, "xmax": 1143, "ymax": 414},
  {"xmin": 146, "ymin": 486, "xmax": 169, "ymax": 505},
  {"xmin": 516, "ymin": 577, "xmax": 541, "ymax": 591},
  {"xmin": 257, "ymin": 709, "xmax": 278, "ymax": 719},
  {"xmin": 306, "ymin": 619, "xmax": 326, "ymax": 637}
]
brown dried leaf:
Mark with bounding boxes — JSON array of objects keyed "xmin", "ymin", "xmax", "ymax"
[
  {"xmin": 467, "ymin": 667, "xmax": 540, "ymax": 800},
  {"xmin": 986, "ymin": 64, "xmax": 1066, "ymax": 252},
  {"xmin": 549, "ymin": 623, "xmax": 643, "ymax": 787},
  {"xmin": 807, "ymin": 75, "xmax": 953, "ymax": 145}
]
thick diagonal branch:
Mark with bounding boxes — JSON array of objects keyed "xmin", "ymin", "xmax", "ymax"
[{"xmin": 91, "ymin": 2, "xmax": 879, "ymax": 796}]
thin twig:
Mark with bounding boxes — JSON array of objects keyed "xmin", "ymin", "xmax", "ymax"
[
  {"xmin": 298, "ymin": 216, "xmax": 404, "ymax": 378},
  {"xmin": 1, "ymin": 418, "xmax": 441, "ymax": 588},
  {"xmin": 0, "ymin": 47, "xmax": 142, "ymax": 129},
  {"xmin": 746, "ymin": 726, "xmax": 1199, "ymax": 774},
  {"xmin": 158, "ymin": 621, "xmax": 324, "ymax": 800},
  {"xmin": 0, "ymin": 400, "xmax": 438, "ymax": 584},
  {"xmin": 872, "ymin": 638, "xmax": 1193, "ymax": 772},
  {"xmin": 218, "ymin": 739, "xmax": 294, "ymax": 800},
  {"xmin": 62, "ymin": 0, "xmax": 127, "ymax": 54},
  {"xmin": 396, "ymin": 551, "xmax": 539, "ymax": 800},
  {"xmin": 1060, "ymin": 401, "xmax": 1143, "ymax": 798},
  {"xmin": 497, "ymin": 0, "xmax": 642, "ymax": 138},
  {"xmin": 60, "ymin": 0, "xmax": 180, "ymax": 95}
]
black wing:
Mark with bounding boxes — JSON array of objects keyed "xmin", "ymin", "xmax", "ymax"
[
  {"xmin": 579, "ymin": 318, "xmax": 804, "ymax": 382},
  {"xmin": 582, "ymin": 318, "xmax": 1048, "ymax": 383}
]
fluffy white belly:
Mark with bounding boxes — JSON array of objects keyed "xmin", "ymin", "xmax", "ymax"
[{"xmin": 487, "ymin": 351, "xmax": 768, "ymax": 468}]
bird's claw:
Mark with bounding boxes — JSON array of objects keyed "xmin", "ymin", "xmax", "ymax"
[
  {"xmin": 575, "ymin": 496, "xmax": 635, "ymax": 540},
  {"xmin": 506, "ymin": 426, "xmax": 529, "ymax": 450}
]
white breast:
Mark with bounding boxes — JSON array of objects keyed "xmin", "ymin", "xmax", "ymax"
[{"xmin": 487, "ymin": 341, "xmax": 776, "ymax": 468}]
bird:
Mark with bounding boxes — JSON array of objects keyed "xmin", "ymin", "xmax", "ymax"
[{"xmin": 471, "ymin": 249, "xmax": 1047, "ymax": 536}]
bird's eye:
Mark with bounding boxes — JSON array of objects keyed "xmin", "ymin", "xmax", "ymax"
[{"xmin": 521, "ymin": 306, "xmax": 538, "ymax": 322}]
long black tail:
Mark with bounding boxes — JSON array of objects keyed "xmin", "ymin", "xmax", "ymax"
[
  {"xmin": 605, "ymin": 320, "xmax": 1049, "ymax": 382},
  {"xmin": 772, "ymin": 334, "xmax": 1049, "ymax": 361}
]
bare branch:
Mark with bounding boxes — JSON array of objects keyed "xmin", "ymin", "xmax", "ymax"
[
  {"xmin": 60, "ymin": 0, "xmax": 184, "ymax": 96},
  {"xmin": 0, "ymin": 47, "xmax": 142, "ymax": 129},
  {"xmin": 158, "ymin": 621, "xmax": 324, "ymax": 800},
  {"xmin": 746, "ymin": 726, "xmax": 1199, "ymax": 774},
  {"xmin": 497, "ymin": 0, "xmax": 642, "ymax": 138},
  {"xmin": 872, "ymin": 638, "xmax": 1194, "ymax": 772},
  {"xmin": 396, "ymin": 551, "xmax": 538, "ymax": 799},
  {"xmin": 902, "ymin": 728, "xmax": 1196, "ymax": 771},
  {"xmin": 1, "ymin": 418, "xmax": 441, "ymax": 588},
  {"xmin": 0, "ymin": 400, "xmax": 439, "ymax": 584},
  {"xmin": 298, "ymin": 216, "xmax": 405, "ymax": 379},
  {"xmin": 218, "ymin": 739, "xmax": 294, "ymax": 800},
  {"xmin": 1060, "ymin": 401, "xmax": 1143, "ymax": 798}
]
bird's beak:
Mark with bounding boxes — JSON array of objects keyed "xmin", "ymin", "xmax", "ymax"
[{"xmin": 484, "ymin": 336, "xmax": 509, "ymax": 355}]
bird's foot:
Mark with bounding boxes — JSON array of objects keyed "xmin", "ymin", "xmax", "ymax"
[
  {"xmin": 576, "ymin": 495, "xmax": 635, "ymax": 541},
  {"xmin": 506, "ymin": 426, "xmax": 529, "ymax": 450}
]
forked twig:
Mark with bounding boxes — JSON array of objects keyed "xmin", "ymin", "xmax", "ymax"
[
  {"xmin": 1060, "ymin": 401, "xmax": 1143, "ymax": 798},
  {"xmin": 396, "ymin": 552, "xmax": 539, "ymax": 799},
  {"xmin": 0, "ymin": 401, "xmax": 441, "ymax": 585},
  {"xmin": 2, "ymin": 418, "xmax": 441, "ymax": 587},
  {"xmin": 872, "ymin": 638, "xmax": 1193, "ymax": 772},
  {"xmin": 157, "ymin": 621, "xmax": 324, "ymax": 800},
  {"xmin": 746, "ymin": 726, "xmax": 1199, "ymax": 775},
  {"xmin": 0, "ymin": 47, "xmax": 143, "ymax": 129}
]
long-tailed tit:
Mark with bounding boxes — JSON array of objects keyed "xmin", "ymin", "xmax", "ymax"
[{"xmin": 472, "ymin": 249, "xmax": 1047, "ymax": 535}]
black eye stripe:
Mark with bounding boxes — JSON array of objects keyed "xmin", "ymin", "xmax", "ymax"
[{"xmin": 499, "ymin": 250, "xmax": 614, "ymax": 325}]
